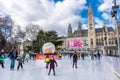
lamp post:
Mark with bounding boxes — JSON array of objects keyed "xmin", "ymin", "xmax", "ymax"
[
  {"xmin": 102, "ymin": 27, "xmax": 107, "ymax": 55},
  {"xmin": 111, "ymin": 0, "xmax": 120, "ymax": 57},
  {"xmin": 101, "ymin": 37, "xmax": 106, "ymax": 55}
]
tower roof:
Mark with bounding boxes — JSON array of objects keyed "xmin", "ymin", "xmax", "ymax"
[
  {"xmin": 78, "ymin": 22, "xmax": 81, "ymax": 27},
  {"xmin": 88, "ymin": 4, "xmax": 93, "ymax": 14},
  {"xmin": 68, "ymin": 23, "xmax": 72, "ymax": 28},
  {"xmin": 103, "ymin": 22, "xmax": 107, "ymax": 28}
]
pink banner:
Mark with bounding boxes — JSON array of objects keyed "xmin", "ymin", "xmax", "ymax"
[{"xmin": 68, "ymin": 40, "xmax": 84, "ymax": 47}]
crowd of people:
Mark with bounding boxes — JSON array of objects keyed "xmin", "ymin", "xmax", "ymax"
[
  {"xmin": 0, "ymin": 47, "xmax": 36, "ymax": 70},
  {"xmin": 43, "ymin": 50, "xmax": 103, "ymax": 75},
  {"xmin": 0, "ymin": 47, "xmax": 103, "ymax": 76}
]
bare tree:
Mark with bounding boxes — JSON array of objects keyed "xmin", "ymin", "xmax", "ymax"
[
  {"xmin": 0, "ymin": 16, "xmax": 14, "ymax": 50},
  {"xmin": 0, "ymin": 17, "xmax": 14, "ymax": 41},
  {"xmin": 25, "ymin": 24, "xmax": 40, "ymax": 40},
  {"xmin": 25, "ymin": 24, "xmax": 40, "ymax": 51}
]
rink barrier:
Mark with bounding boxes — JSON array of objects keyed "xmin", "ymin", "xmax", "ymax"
[
  {"xmin": 36, "ymin": 54, "xmax": 60, "ymax": 60},
  {"xmin": 104, "ymin": 57, "xmax": 120, "ymax": 79}
]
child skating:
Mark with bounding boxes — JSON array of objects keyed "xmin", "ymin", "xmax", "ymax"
[
  {"xmin": 17, "ymin": 55, "xmax": 23, "ymax": 70},
  {"xmin": 45, "ymin": 55, "xmax": 50, "ymax": 69},
  {"xmin": 48, "ymin": 56, "xmax": 57, "ymax": 76}
]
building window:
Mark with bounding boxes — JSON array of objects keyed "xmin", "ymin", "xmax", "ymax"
[
  {"xmin": 91, "ymin": 39, "xmax": 93, "ymax": 45},
  {"xmin": 96, "ymin": 42, "xmax": 98, "ymax": 45},
  {"xmin": 109, "ymin": 41, "xmax": 112, "ymax": 45},
  {"xmin": 112, "ymin": 41, "xmax": 114, "ymax": 45},
  {"xmin": 90, "ymin": 27, "xmax": 92, "ymax": 30}
]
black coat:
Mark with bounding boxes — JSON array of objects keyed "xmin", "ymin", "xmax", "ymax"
[
  {"xmin": 73, "ymin": 54, "xmax": 78, "ymax": 62},
  {"xmin": 49, "ymin": 59, "xmax": 57, "ymax": 68},
  {"xmin": 8, "ymin": 49, "xmax": 18, "ymax": 59}
]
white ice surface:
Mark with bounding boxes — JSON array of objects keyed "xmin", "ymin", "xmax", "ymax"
[{"xmin": 0, "ymin": 56, "xmax": 119, "ymax": 80}]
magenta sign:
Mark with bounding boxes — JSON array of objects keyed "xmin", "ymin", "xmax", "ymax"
[{"xmin": 68, "ymin": 40, "xmax": 84, "ymax": 47}]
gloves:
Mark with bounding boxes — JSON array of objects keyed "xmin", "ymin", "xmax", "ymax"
[{"xmin": 56, "ymin": 64, "xmax": 58, "ymax": 67}]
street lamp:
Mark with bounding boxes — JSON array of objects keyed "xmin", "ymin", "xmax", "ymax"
[
  {"xmin": 101, "ymin": 36, "xmax": 107, "ymax": 55},
  {"xmin": 111, "ymin": 0, "xmax": 120, "ymax": 57}
]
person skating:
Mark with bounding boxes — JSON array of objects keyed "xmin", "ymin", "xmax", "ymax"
[
  {"xmin": 91, "ymin": 51, "xmax": 94, "ymax": 60},
  {"xmin": 8, "ymin": 47, "xmax": 18, "ymax": 70},
  {"xmin": 25, "ymin": 53, "xmax": 29, "ymax": 62},
  {"xmin": 22, "ymin": 52, "xmax": 26, "ymax": 64},
  {"xmin": 97, "ymin": 51, "xmax": 101, "ymax": 60},
  {"xmin": 59, "ymin": 53, "xmax": 62, "ymax": 59},
  {"xmin": 48, "ymin": 56, "xmax": 57, "ymax": 76},
  {"xmin": 45, "ymin": 55, "xmax": 50, "ymax": 69},
  {"xmin": 81, "ymin": 53, "xmax": 85, "ymax": 60},
  {"xmin": 0, "ymin": 53, "xmax": 5, "ymax": 68},
  {"xmin": 17, "ymin": 54, "xmax": 23, "ymax": 70},
  {"xmin": 73, "ymin": 51, "xmax": 78, "ymax": 68},
  {"xmin": 77, "ymin": 53, "xmax": 80, "ymax": 60}
]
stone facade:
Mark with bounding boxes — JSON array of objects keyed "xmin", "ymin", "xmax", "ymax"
[
  {"xmin": 68, "ymin": 23, "xmax": 72, "ymax": 38},
  {"xmin": 59, "ymin": 5, "xmax": 119, "ymax": 55}
]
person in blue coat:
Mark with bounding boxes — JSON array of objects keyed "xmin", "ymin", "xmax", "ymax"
[{"xmin": 8, "ymin": 47, "xmax": 18, "ymax": 70}]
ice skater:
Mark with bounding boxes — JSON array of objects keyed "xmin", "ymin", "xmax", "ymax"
[
  {"xmin": 8, "ymin": 47, "xmax": 18, "ymax": 70},
  {"xmin": 91, "ymin": 51, "xmax": 94, "ymax": 60},
  {"xmin": 97, "ymin": 51, "xmax": 101, "ymax": 60},
  {"xmin": 48, "ymin": 56, "xmax": 57, "ymax": 76},
  {"xmin": 22, "ymin": 52, "xmax": 26, "ymax": 64},
  {"xmin": 81, "ymin": 53, "xmax": 85, "ymax": 60},
  {"xmin": 25, "ymin": 53, "xmax": 29, "ymax": 62},
  {"xmin": 45, "ymin": 55, "xmax": 50, "ymax": 69},
  {"xmin": 0, "ymin": 53, "xmax": 5, "ymax": 68},
  {"xmin": 73, "ymin": 51, "xmax": 78, "ymax": 68},
  {"xmin": 17, "ymin": 54, "xmax": 23, "ymax": 70}
]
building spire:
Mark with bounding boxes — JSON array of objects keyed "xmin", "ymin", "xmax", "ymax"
[
  {"xmin": 88, "ymin": 3, "xmax": 93, "ymax": 14},
  {"xmin": 88, "ymin": 2, "xmax": 96, "ymax": 48},
  {"xmin": 77, "ymin": 22, "xmax": 82, "ymax": 37},
  {"xmin": 78, "ymin": 21, "xmax": 81, "ymax": 27},
  {"xmin": 68, "ymin": 23, "xmax": 72, "ymax": 38},
  {"xmin": 103, "ymin": 22, "xmax": 107, "ymax": 32}
]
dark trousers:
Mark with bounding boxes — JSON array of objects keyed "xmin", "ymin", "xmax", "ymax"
[
  {"xmin": 73, "ymin": 61, "xmax": 77, "ymax": 68},
  {"xmin": 46, "ymin": 62, "xmax": 49, "ymax": 69},
  {"xmin": 17, "ymin": 63, "xmax": 23, "ymax": 70},
  {"xmin": 91, "ymin": 54, "xmax": 94, "ymax": 60},
  {"xmin": 81, "ymin": 56, "xmax": 84, "ymax": 60},
  {"xmin": 48, "ymin": 68, "xmax": 55, "ymax": 75},
  {"xmin": 98, "ymin": 56, "xmax": 100, "ymax": 60},
  {"xmin": 0, "ymin": 62, "xmax": 4, "ymax": 68}
]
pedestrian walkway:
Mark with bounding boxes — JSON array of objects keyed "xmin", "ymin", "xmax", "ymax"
[
  {"xmin": 104, "ymin": 56, "xmax": 120, "ymax": 78},
  {"xmin": 0, "ymin": 56, "xmax": 119, "ymax": 80}
]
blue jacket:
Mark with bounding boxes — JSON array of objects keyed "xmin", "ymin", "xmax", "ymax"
[{"xmin": 8, "ymin": 49, "xmax": 18, "ymax": 59}]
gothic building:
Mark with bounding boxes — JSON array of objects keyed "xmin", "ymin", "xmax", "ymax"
[
  {"xmin": 67, "ymin": 23, "xmax": 73, "ymax": 38},
  {"xmin": 60, "ymin": 4, "xmax": 120, "ymax": 55}
]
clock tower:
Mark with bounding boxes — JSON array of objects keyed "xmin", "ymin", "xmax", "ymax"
[{"xmin": 88, "ymin": 4, "xmax": 96, "ymax": 48}]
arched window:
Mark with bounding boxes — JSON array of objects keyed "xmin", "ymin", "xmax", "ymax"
[
  {"xmin": 90, "ymin": 27, "xmax": 92, "ymax": 30},
  {"xmin": 91, "ymin": 39, "xmax": 93, "ymax": 45},
  {"xmin": 109, "ymin": 41, "xmax": 112, "ymax": 45}
]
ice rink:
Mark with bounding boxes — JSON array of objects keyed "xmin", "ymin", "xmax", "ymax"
[{"xmin": 0, "ymin": 56, "xmax": 119, "ymax": 80}]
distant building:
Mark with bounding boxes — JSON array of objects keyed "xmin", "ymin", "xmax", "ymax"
[{"xmin": 59, "ymin": 4, "xmax": 120, "ymax": 55}]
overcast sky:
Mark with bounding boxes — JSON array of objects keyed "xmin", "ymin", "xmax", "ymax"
[{"xmin": 0, "ymin": 0, "xmax": 120, "ymax": 36}]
